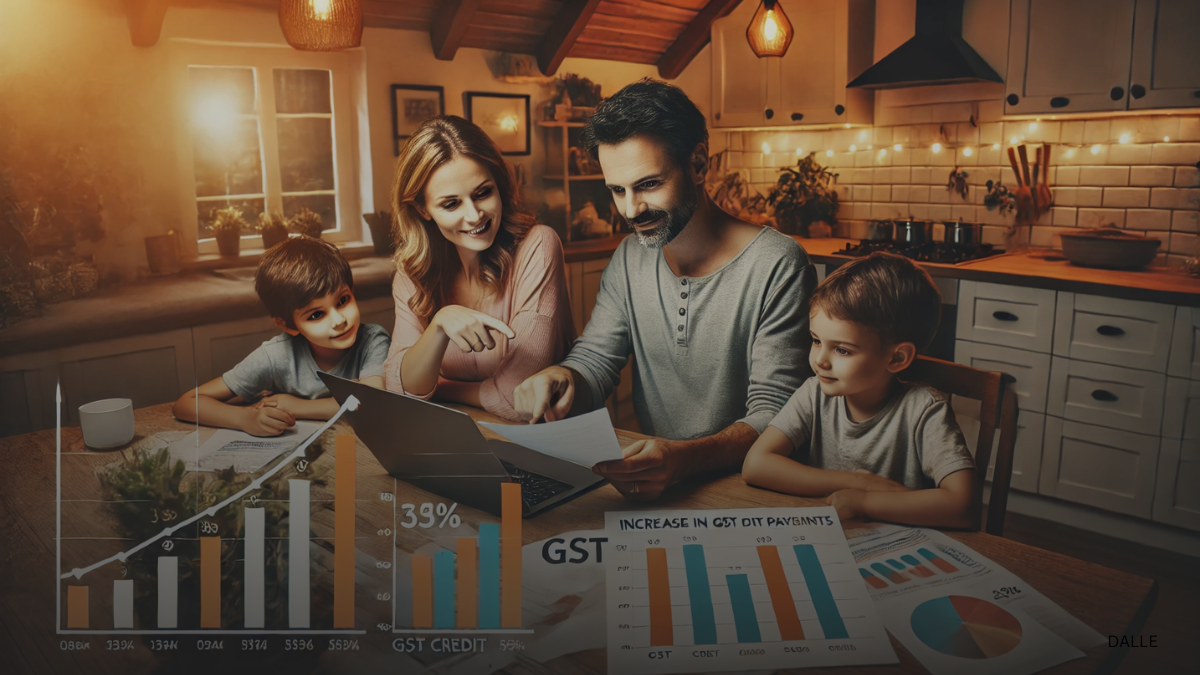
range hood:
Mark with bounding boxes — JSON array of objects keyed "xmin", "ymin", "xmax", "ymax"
[{"xmin": 847, "ymin": 0, "xmax": 1002, "ymax": 89}]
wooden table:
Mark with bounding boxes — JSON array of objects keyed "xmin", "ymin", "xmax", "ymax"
[{"xmin": 0, "ymin": 403, "xmax": 1156, "ymax": 674}]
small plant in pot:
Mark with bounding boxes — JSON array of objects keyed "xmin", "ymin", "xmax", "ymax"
[
  {"xmin": 288, "ymin": 208, "xmax": 323, "ymax": 238},
  {"xmin": 258, "ymin": 211, "xmax": 289, "ymax": 250},
  {"xmin": 767, "ymin": 153, "xmax": 839, "ymax": 237},
  {"xmin": 210, "ymin": 206, "xmax": 248, "ymax": 257}
]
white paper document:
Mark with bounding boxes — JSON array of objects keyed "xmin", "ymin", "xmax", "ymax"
[
  {"xmin": 479, "ymin": 408, "xmax": 624, "ymax": 468},
  {"xmin": 166, "ymin": 420, "xmax": 323, "ymax": 473}
]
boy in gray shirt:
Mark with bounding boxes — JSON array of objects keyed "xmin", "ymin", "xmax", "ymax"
[
  {"xmin": 173, "ymin": 236, "xmax": 390, "ymax": 436},
  {"xmin": 743, "ymin": 253, "xmax": 977, "ymax": 528}
]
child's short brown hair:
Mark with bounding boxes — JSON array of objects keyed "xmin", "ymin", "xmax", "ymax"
[
  {"xmin": 811, "ymin": 252, "xmax": 942, "ymax": 350},
  {"xmin": 254, "ymin": 236, "xmax": 353, "ymax": 328}
]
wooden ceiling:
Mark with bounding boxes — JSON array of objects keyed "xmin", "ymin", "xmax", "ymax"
[{"xmin": 135, "ymin": 0, "xmax": 745, "ymax": 78}]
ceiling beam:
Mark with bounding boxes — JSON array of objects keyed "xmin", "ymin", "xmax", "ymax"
[
  {"xmin": 127, "ymin": 0, "xmax": 170, "ymax": 48},
  {"xmin": 536, "ymin": 0, "xmax": 603, "ymax": 76},
  {"xmin": 657, "ymin": 0, "xmax": 742, "ymax": 79},
  {"xmin": 430, "ymin": 0, "xmax": 482, "ymax": 61}
]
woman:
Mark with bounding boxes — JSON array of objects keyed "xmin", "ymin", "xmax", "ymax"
[{"xmin": 384, "ymin": 115, "xmax": 575, "ymax": 421}]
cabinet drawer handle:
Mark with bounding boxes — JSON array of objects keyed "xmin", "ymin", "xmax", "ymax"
[
  {"xmin": 1006, "ymin": 93, "xmax": 1019, "ymax": 106},
  {"xmin": 1091, "ymin": 389, "xmax": 1118, "ymax": 402},
  {"xmin": 765, "ymin": 108, "xmax": 775, "ymax": 119},
  {"xmin": 992, "ymin": 310, "xmax": 1019, "ymax": 322},
  {"xmin": 1110, "ymin": 86, "xmax": 1125, "ymax": 101},
  {"xmin": 790, "ymin": 112, "xmax": 804, "ymax": 121},
  {"xmin": 1096, "ymin": 324, "xmax": 1125, "ymax": 337},
  {"xmin": 1130, "ymin": 84, "xmax": 1146, "ymax": 99},
  {"xmin": 1050, "ymin": 96, "xmax": 1070, "ymax": 108}
]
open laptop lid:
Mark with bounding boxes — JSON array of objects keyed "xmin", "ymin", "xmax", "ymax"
[{"xmin": 318, "ymin": 372, "xmax": 510, "ymax": 514}]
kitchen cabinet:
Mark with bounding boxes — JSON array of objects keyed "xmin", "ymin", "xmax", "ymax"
[
  {"xmin": 1046, "ymin": 356, "xmax": 1166, "ymax": 436},
  {"xmin": 540, "ymin": 121, "xmax": 617, "ymax": 242},
  {"xmin": 1053, "ymin": 292, "xmax": 1175, "ymax": 373},
  {"xmin": 711, "ymin": 0, "xmax": 874, "ymax": 128},
  {"xmin": 956, "ymin": 281, "xmax": 1057, "ymax": 353},
  {"xmin": 955, "ymin": 396, "xmax": 1044, "ymax": 493},
  {"xmin": 1154, "ymin": 378, "xmax": 1200, "ymax": 530},
  {"xmin": 1040, "ymin": 416, "xmax": 1159, "ymax": 518},
  {"xmin": 1005, "ymin": 0, "xmax": 1200, "ymax": 115},
  {"xmin": 1168, "ymin": 305, "xmax": 1200, "ymax": 381}
]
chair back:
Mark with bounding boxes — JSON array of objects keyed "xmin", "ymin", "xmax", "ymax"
[{"xmin": 899, "ymin": 356, "xmax": 1018, "ymax": 535}]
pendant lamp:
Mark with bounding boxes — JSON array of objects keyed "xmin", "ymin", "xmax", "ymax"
[
  {"xmin": 746, "ymin": 0, "xmax": 794, "ymax": 58},
  {"xmin": 279, "ymin": 0, "xmax": 363, "ymax": 51}
]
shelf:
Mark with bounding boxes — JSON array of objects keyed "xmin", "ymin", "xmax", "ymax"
[{"xmin": 543, "ymin": 174, "xmax": 606, "ymax": 182}]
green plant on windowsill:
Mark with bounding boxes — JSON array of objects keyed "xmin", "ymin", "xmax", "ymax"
[
  {"xmin": 767, "ymin": 152, "xmax": 839, "ymax": 237},
  {"xmin": 258, "ymin": 211, "xmax": 289, "ymax": 250},
  {"xmin": 210, "ymin": 206, "xmax": 249, "ymax": 257},
  {"xmin": 288, "ymin": 208, "xmax": 324, "ymax": 239}
]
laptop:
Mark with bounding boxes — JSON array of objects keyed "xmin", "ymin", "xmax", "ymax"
[{"xmin": 318, "ymin": 372, "xmax": 606, "ymax": 517}]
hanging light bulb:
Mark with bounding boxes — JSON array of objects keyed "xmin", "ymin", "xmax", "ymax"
[
  {"xmin": 279, "ymin": 0, "xmax": 363, "ymax": 51},
  {"xmin": 746, "ymin": 0, "xmax": 794, "ymax": 58}
]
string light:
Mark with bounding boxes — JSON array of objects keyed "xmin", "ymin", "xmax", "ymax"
[
  {"xmin": 795, "ymin": 147, "xmax": 804, "ymax": 155},
  {"xmin": 1066, "ymin": 148, "xmax": 1076, "ymax": 158},
  {"xmin": 844, "ymin": 123, "xmax": 851, "ymax": 128},
  {"xmin": 1091, "ymin": 144, "xmax": 1102, "ymax": 155},
  {"xmin": 879, "ymin": 148, "xmax": 887, "ymax": 157},
  {"xmin": 762, "ymin": 142, "xmax": 771, "ymax": 153},
  {"xmin": 992, "ymin": 143, "xmax": 1000, "ymax": 150},
  {"xmin": 1119, "ymin": 133, "xmax": 1131, "ymax": 144},
  {"xmin": 1164, "ymin": 136, "xmax": 1171, "ymax": 142},
  {"xmin": 1010, "ymin": 136, "xmax": 1019, "ymax": 145},
  {"xmin": 849, "ymin": 144, "xmax": 857, "ymax": 152},
  {"xmin": 931, "ymin": 142, "xmax": 942, "ymax": 153},
  {"xmin": 893, "ymin": 143, "xmax": 903, "ymax": 152},
  {"xmin": 962, "ymin": 147, "xmax": 973, "ymax": 156},
  {"xmin": 867, "ymin": 145, "xmax": 873, "ymax": 150},
  {"xmin": 825, "ymin": 149, "xmax": 834, "ymax": 157},
  {"xmin": 1029, "ymin": 122, "xmax": 1038, "ymax": 132}
]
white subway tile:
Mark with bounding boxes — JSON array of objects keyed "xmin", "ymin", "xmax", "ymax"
[
  {"xmin": 955, "ymin": 123, "xmax": 980, "ymax": 145},
  {"xmin": 1108, "ymin": 144, "xmax": 1153, "ymax": 165},
  {"xmin": 744, "ymin": 152, "xmax": 764, "ymax": 168},
  {"xmin": 872, "ymin": 186, "xmax": 892, "ymax": 202},
  {"xmin": 873, "ymin": 127, "xmax": 894, "ymax": 145},
  {"xmin": 909, "ymin": 167, "xmax": 933, "ymax": 184},
  {"xmin": 956, "ymin": 148, "xmax": 979, "ymax": 166},
  {"xmin": 1179, "ymin": 117, "xmax": 1200, "ymax": 142},
  {"xmin": 1134, "ymin": 117, "xmax": 1181, "ymax": 144},
  {"xmin": 1073, "ymin": 187, "xmax": 1104, "ymax": 207},
  {"xmin": 951, "ymin": 204, "xmax": 977, "ymax": 220},
  {"xmin": 908, "ymin": 148, "xmax": 931, "ymax": 166},
  {"xmin": 855, "ymin": 150, "xmax": 875, "ymax": 168},
  {"xmin": 1124, "ymin": 209, "xmax": 1171, "ymax": 230},
  {"xmin": 1169, "ymin": 232, "xmax": 1198, "ymax": 254},
  {"xmin": 1056, "ymin": 166, "xmax": 1081, "ymax": 186},
  {"xmin": 977, "ymin": 146, "xmax": 1003, "ymax": 168},
  {"xmin": 1129, "ymin": 166, "xmax": 1175, "ymax": 187},
  {"xmin": 872, "ymin": 202, "xmax": 904, "ymax": 219},
  {"xmin": 728, "ymin": 133, "xmax": 743, "ymax": 151},
  {"xmin": 970, "ymin": 167, "xmax": 1001, "ymax": 187},
  {"xmin": 890, "ymin": 167, "xmax": 912, "ymax": 183},
  {"xmin": 1102, "ymin": 187, "xmax": 1151, "ymax": 208},
  {"xmin": 909, "ymin": 106, "xmax": 934, "ymax": 124},
  {"xmin": 909, "ymin": 204, "xmax": 930, "ymax": 219},
  {"xmin": 1024, "ymin": 121, "xmax": 1060, "ymax": 143},
  {"xmin": 981, "ymin": 225, "xmax": 1007, "ymax": 246},
  {"xmin": 1051, "ymin": 207, "xmax": 1078, "ymax": 226},
  {"xmin": 977, "ymin": 100, "xmax": 1005, "ymax": 122},
  {"xmin": 927, "ymin": 204, "xmax": 952, "ymax": 220},
  {"xmin": 1083, "ymin": 120, "xmax": 1111, "ymax": 144},
  {"xmin": 1060, "ymin": 121, "xmax": 1085, "ymax": 145},
  {"xmin": 1079, "ymin": 166, "xmax": 1130, "ymax": 187},
  {"xmin": 978, "ymin": 207, "xmax": 1009, "ymax": 226},
  {"xmin": 1151, "ymin": 187, "xmax": 1182, "ymax": 208},
  {"xmin": 930, "ymin": 103, "xmax": 973, "ymax": 123},
  {"xmin": 909, "ymin": 186, "xmax": 932, "ymax": 202},
  {"xmin": 1173, "ymin": 210, "xmax": 1199, "ymax": 233},
  {"xmin": 1175, "ymin": 166, "xmax": 1199, "ymax": 187},
  {"xmin": 930, "ymin": 148, "xmax": 956, "ymax": 167},
  {"xmin": 979, "ymin": 122, "xmax": 1002, "ymax": 145},
  {"xmin": 1152, "ymin": 143, "xmax": 1200, "ymax": 165},
  {"xmin": 751, "ymin": 168, "xmax": 768, "ymax": 183},
  {"xmin": 1078, "ymin": 208, "xmax": 1126, "ymax": 228}
]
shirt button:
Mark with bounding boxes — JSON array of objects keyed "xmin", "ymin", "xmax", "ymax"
[
  {"xmin": 679, "ymin": 308, "xmax": 686, "ymax": 316},
  {"xmin": 677, "ymin": 325, "xmax": 684, "ymax": 332},
  {"xmin": 681, "ymin": 292, "xmax": 688, "ymax": 299},
  {"xmin": 681, "ymin": 279, "xmax": 688, "ymax": 286}
]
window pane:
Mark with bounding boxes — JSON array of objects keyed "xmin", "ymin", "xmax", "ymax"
[
  {"xmin": 282, "ymin": 194, "xmax": 337, "ymax": 233},
  {"xmin": 274, "ymin": 69, "xmax": 331, "ymax": 114},
  {"xmin": 190, "ymin": 66, "xmax": 256, "ymax": 115},
  {"xmin": 192, "ymin": 118, "xmax": 264, "ymax": 198},
  {"xmin": 277, "ymin": 117, "xmax": 335, "ymax": 192},
  {"xmin": 196, "ymin": 198, "xmax": 265, "ymax": 239}
]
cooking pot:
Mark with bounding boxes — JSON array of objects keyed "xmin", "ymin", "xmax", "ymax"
[
  {"xmin": 943, "ymin": 220, "xmax": 982, "ymax": 248},
  {"xmin": 1059, "ymin": 227, "xmax": 1161, "ymax": 270},
  {"xmin": 865, "ymin": 220, "xmax": 894, "ymax": 240},
  {"xmin": 892, "ymin": 218, "xmax": 932, "ymax": 245}
]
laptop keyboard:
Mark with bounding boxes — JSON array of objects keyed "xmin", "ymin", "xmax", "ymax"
[{"xmin": 499, "ymin": 460, "xmax": 573, "ymax": 508}]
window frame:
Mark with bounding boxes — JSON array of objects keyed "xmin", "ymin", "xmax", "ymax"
[{"xmin": 170, "ymin": 41, "xmax": 362, "ymax": 257}]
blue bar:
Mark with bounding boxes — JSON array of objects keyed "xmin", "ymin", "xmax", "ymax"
[
  {"xmin": 434, "ymin": 551, "xmax": 456, "ymax": 629},
  {"xmin": 725, "ymin": 574, "xmax": 762, "ymax": 643},
  {"xmin": 887, "ymin": 558, "xmax": 906, "ymax": 570},
  {"xmin": 682, "ymin": 545, "xmax": 718, "ymax": 644},
  {"xmin": 478, "ymin": 524, "xmax": 500, "ymax": 629},
  {"xmin": 793, "ymin": 545, "xmax": 849, "ymax": 640}
]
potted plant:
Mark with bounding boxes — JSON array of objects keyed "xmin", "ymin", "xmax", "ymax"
[
  {"xmin": 288, "ymin": 207, "xmax": 323, "ymax": 238},
  {"xmin": 362, "ymin": 211, "xmax": 395, "ymax": 255},
  {"xmin": 767, "ymin": 153, "xmax": 839, "ymax": 237},
  {"xmin": 258, "ymin": 211, "xmax": 289, "ymax": 250},
  {"xmin": 210, "ymin": 206, "xmax": 248, "ymax": 257},
  {"xmin": 552, "ymin": 73, "xmax": 602, "ymax": 121}
]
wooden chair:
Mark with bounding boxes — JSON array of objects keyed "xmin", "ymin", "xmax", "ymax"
[{"xmin": 899, "ymin": 355, "xmax": 1019, "ymax": 536}]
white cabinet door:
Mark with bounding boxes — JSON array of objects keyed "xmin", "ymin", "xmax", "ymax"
[
  {"xmin": 711, "ymin": 0, "xmax": 774, "ymax": 128},
  {"xmin": 1053, "ymin": 292, "xmax": 1176, "ymax": 373},
  {"xmin": 774, "ymin": 0, "xmax": 874, "ymax": 127},
  {"xmin": 1168, "ymin": 306, "xmax": 1200, "ymax": 381},
  {"xmin": 953, "ymin": 397, "xmax": 1044, "ymax": 494},
  {"xmin": 1154, "ymin": 378, "xmax": 1199, "ymax": 529},
  {"xmin": 1005, "ymin": 0, "xmax": 1136, "ymax": 115},
  {"xmin": 1040, "ymin": 416, "xmax": 1159, "ymax": 518},
  {"xmin": 954, "ymin": 340, "xmax": 1051, "ymax": 412},
  {"xmin": 956, "ymin": 281, "xmax": 1057, "ymax": 353},
  {"xmin": 0, "ymin": 351, "xmax": 60, "ymax": 437},
  {"xmin": 1047, "ymin": 356, "xmax": 1166, "ymax": 435},
  {"xmin": 1129, "ymin": 0, "xmax": 1200, "ymax": 109}
]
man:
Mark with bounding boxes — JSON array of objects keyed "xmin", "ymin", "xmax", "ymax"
[{"xmin": 513, "ymin": 79, "xmax": 816, "ymax": 499}]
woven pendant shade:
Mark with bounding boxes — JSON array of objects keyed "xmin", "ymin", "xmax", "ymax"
[
  {"xmin": 279, "ymin": 0, "xmax": 363, "ymax": 51},
  {"xmin": 746, "ymin": 0, "xmax": 794, "ymax": 58}
]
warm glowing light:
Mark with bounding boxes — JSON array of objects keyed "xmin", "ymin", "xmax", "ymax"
[
  {"xmin": 795, "ymin": 147, "xmax": 804, "ymax": 155},
  {"xmin": 746, "ymin": 0, "xmax": 794, "ymax": 57},
  {"xmin": 1066, "ymin": 148, "xmax": 1076, "ymax": 158},
  {"xmin": 879, "ymin": 148, "xmax": 887, "ymax": 157},
  {"xmin": 849, "ymin": 144, "xmax": 857, "ymax": 152},
  {"xmin": 1164, "ymin": 136, "xmax": 1171, "ymax": 142},
  {"xmin": 499, "ymin": 114, "xmax": 519, "ymax": 132},
  {"xmin": 310, "ymin": 0, "xmax": 332, "ymax": 19},
  {"xmin": 761, "ymin": 142, "xmax": 770, "ymax": 154},
  {"xmin": 992, "ymin": 143, "xmax": 1000, "ymax": 150},
  {"xmin": 763, "ymin": 14, "xmax": 779, "ymax": 40},
  {"xmin": 893, "ymin": 144, "xmax": 902, "ymax": 151},
  {"xmin": 1010, "ymin": 137, "xmax": 1019, "ymax": 145},
  {"xmin": 1119, "ymin": 133, "xmax": 1131, "ymax": 144},
  {"xmin": 931, "ymin": 142, "xmax": 942, "ymax": 153},
  {"xmin": 962, "ymin": 147, "xmax": 973, "ymax": 157},
  {"xmin": 867, "ymin": 145, "xmax": 873, "ymax": 150},
  {"xmin": 1091, "ymin": 144, "xmax": 1102, "ymax": 155},
  {"xmin": 826, "ymin": 149, "xmax": 834, "ymax": 157},
  {"xmin": 844, "ymin": 123, "xmax": 851, "ymax": 129},
  {"xmin": 1029, "ymin": 122, "xmax": 1038, "ymax": 131},
  {"xmin": 859, "ymin": 131, "xmax": 869, "ymax": 141},
  {"xmin": 191, "ymin": 92, "xmax": 239, "ymax": 142}
]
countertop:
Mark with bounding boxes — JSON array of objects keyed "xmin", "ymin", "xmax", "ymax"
[{"xmin": 4, "ymin": 232, "xmax": 1198, "ymax": 357}]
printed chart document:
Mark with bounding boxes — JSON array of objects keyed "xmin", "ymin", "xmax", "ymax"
[
  {"xmin": 167, "ymin": 420, "xmax": 323, "ymax": 472},
  {"xmin": 846, "ymin": 523, "xmax": 1100, "ymax": 675},
  {"xmin": 604, "ymin": 507, "xmax": 897, "ymax": 674},
  {"xmin": 479, "ymin": 408, "xmax": 624, "ymax": 467}
]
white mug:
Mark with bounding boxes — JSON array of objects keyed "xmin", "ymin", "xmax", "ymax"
[{"xmin": 78, "ymin": 398, "xmax": 135, "ymax": 450}]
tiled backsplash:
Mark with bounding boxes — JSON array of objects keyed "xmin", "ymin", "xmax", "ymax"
[{"xmin": 711, "ymin": 102, "xmax": 1200, "ymax": 266}]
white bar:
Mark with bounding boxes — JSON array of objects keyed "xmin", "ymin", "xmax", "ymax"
[
  {"xmin": 289, "ymin": 480, "xmax": 310, "ymax": 628},
  {"xmin": 244, "ymin": 508, "xmax": 265, "ymax": 628},
  {"xmin": 158, "ymin": 557, "xmax": 178, "ymax": 629},
  {"xmin": 113, "ymin": 580, "xmax": 134, "ymax": 629}
]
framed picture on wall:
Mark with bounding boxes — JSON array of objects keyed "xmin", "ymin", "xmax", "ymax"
[
  {"xmin": 391, "ymin": 84, "xmax": 444, "ymax": 155},
  {"xmin": 463, "ymin": 91, "xmax": 531, "ymax": 156}
]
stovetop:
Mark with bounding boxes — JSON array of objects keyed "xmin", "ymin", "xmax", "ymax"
[{"xmin": 836, "ymin": 240, "xmax": 1004, "ymax": 265}]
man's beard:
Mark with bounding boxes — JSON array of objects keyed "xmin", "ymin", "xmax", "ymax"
[{"xmin": 629, "ymin": 179, "xmax": 699, "ymax": 249}]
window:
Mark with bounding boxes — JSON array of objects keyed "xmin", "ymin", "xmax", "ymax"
[{"xmin": 176, "ymin": 44, "xmax": 361, "ymax": 255}]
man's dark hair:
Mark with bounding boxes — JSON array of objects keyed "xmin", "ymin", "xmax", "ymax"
[
  {"xmin": 811, "ymin": 252, "xmax": 942, "ymax": 350},
  {"xmin": 581, "ymin": 78, "xmax": 708, "ymax": 169},
  {"xmin": 255, "ymin": 235, "xmax": 353, "ymax": 328}
]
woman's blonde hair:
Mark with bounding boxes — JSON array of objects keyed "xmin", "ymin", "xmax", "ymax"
[{"xmin": 391, "ymin": 115, "xmax": 535, "ymax": 322}]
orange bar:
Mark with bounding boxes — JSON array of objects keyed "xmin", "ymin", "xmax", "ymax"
[
  {"xmin": 500, "ymin": 483, "xmax": 522, "ymax": 628},
  {"xmin": 412, "ymin": 555, "xmax": 433, "ymax": 629},
  {"xmin": 757, "ymin": 546, "xmax": 805, "ymax": 640},
  {"xmin": 646, "ymin": 548, "xmax": 673, "ymax": 646},
  {"xmin": 66, "ymin": 586, "xmax": 88, "ymax": 629},
  {"xmin": 333, "ymin": 435, "xmax": 355, "ymax": 628},
  {"xmin": 457, "ymin": 538, "xmax": 478, "ymax": 628},
  {"xmin": 200, "ymin": 536, "xmax": 220, "ymax": 628}
]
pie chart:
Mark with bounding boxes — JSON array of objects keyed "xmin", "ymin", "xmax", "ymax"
[{"xmin": 911, "ymin": 595, "xmax": 1022, "ymax": 659}]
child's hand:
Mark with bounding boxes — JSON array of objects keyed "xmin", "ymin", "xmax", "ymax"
[
  {"xmin": 242, "ymin": 403, "xmax": 295, "ymax": 437},
  {"xmin": 852, "ymin": 469, "xmax": 910, "ymax": 493},
  {"xmin": 256, "ymin": 393, "xmax": 303, "ymax": 416},
  {"xmin": 825, "ymin": 489, "xmax": 866, "ymax": 522}
]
